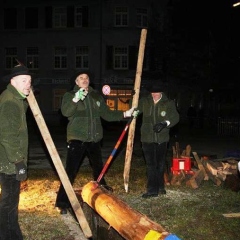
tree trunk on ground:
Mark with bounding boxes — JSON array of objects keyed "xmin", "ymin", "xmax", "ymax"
[{"xmin": 81, "ymin": 181, "xmax": 175, "ymax": 240}]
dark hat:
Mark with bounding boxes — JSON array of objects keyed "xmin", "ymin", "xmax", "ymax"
[
  {"xmin": 146, "ymin": 85, "xmax": 162, "ymax": 93},
  {"xmin": 76, "ymin": 70, "xmax": 91, "ymax": 77},
  {"xmin": 4, "ymin": 65, "xmax": 32, "ymax": 81}
]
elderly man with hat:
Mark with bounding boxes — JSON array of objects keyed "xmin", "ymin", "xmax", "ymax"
[
  {"xmin": 137, "ymin": 84, "xmax": 179, "ymax": 198},
  {"xmin": 0, "ymin": 64, "xmax": 32, "ymax": 240},
  {"xmin": 55, "ymin": 70, "xmax": 138, "ymax": 214}
]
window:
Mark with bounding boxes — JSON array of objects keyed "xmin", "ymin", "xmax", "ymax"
[
  {"xmin": 25, "ymin": 7, "xmax": 38, "ymax": 29},
  {"xmin": 75, "ymin": 46, "xmax": 89, "ymax": 69},
  {"xmin": 53, "ymin": 7, "xmax": 67, "ymax": 28},
  {"xmin": 75, "ymin": 6, "xmax": 89, "ymax": 27},
  {"xmin": 136, "ymin": 8, "xmax": 148, "ymax": 28},
  {"xmin": 5, "ymin": 47, "xmax": 17, "ymax": 69},
  {"xmin": 54, "ymin": 47, "xmax": 67, "ymax": 69},
  {"xmin": 26, "ymin": 47, "xmax": 39, "ymax": 69},
  {"xmin": 4, "ymin": 8, "xmax": 17, "ymax": 29},
  {"xmin": 75, "ymin": 7, "xmax": 83, "ymax": 27},
  {"xmin": 106, "ymin": 89, "xmax": 132, "ymax": 111},
  {"xmin": 114, "ymin": 47, "xmax": 128, "ymax": 69},
  {"xmin": 115, "ymin": 7, "xmax": 128, "ymax": 27}
]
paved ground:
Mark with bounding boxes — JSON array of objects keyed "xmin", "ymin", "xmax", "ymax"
[{"xmin": 28, "ymin": 122, "xmax": 240, "ymax": 169}]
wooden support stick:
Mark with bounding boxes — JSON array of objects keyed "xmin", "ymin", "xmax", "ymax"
[
  {"xmin": 123, "ymin": 28, "xmax": 147, "ymax": 192},
  {"xmin": 27, "ymin": 90, "xmax": 92, "ymax": 238}
]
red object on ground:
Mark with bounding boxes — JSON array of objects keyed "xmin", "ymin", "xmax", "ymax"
[{"xmin": 171, "ymin": 157, "xmax": 193, "ymax": 175}]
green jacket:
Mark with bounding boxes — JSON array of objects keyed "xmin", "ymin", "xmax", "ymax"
[
  {"xmin": 0, "ymin": 84, "xmax": 29, "ymax": 174},
  {"xmin": 138, "ymin": 92, "xmax": 179, "ymax": 143},
  {"xmin": 62, "ymin": 85, "xmax": 124, "ymax": 142}
]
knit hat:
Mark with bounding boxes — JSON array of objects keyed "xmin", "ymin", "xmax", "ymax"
[{"xmin": 146, "ymin": 85, "xmax": 162, "ymax": 93}]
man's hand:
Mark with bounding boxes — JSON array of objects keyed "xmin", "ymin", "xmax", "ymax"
[
  {"xmin": 72, "ymin": 88, "xmax": 88, "ymax": 102},
  {"xmin": 15, "ymin": 161, "xmax": 27, "ymax": 181},
  {"xmin": 238, "ymin": 161, "xmax": 240, "ymax": 172},
  {"xmin": 153, "ymin": 121, "xmax": 168, "ymax": 133},
  {"xmin": 124, "ymin": 107, "xmax": 139, "ymax": 118}
]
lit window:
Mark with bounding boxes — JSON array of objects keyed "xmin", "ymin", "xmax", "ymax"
[
  {"xmin": 114, "ymin": 47, "xmax": 128, "ymax": 69},
  {"xmin": 115, "ymin": 7, "xmax": 128, "ymax": 27},
  {"xmin": 5, "ymin": 47, "xmax": 17, "ymax": 69},
  {"xmin": 26, "ymin": 47, "xmax": 39, "ymax": 69},
  {"xmin": 76, "ymin": 46, "xmax": 89, "ymax": 68},
  {"xmin": 53, "ymin": 7, "xmax": 67, "ymax": 28},
  {"xmin": 54, "ymin": 47, "xmax": 67, "ymax": 69}
]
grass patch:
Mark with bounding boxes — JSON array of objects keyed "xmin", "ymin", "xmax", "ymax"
[{"xmin": 18, "ymin": 152, "xmax": 240, "ymax": 240}]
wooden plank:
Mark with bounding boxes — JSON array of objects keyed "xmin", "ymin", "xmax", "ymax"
[
  {"xmin": 27, "ymin": 90, "xmax": 92, "ymax": 238},
  {"xmin": 192, "ymin": 152, "xmax": 209, "ymax": 180},
  {"xmin": 123, "ymin": 29, "xmax": 147, "ymax": 192},
  {"xmin": 222, "ymin": 213, "xmax": 240, "ymax": 218},
  {"xmin": 170, "ymin": 171, "xmax": 186, "ymax": 186},
  {"xmin": 186, "ymin": 169, "xmax": 204, "ymax": 189},
  {"xmin": 202, "ymin": 160, "xmax": 222, "ymax": 186}
]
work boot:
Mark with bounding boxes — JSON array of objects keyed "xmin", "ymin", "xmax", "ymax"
[{"xmin": 59, "ymin": 208, "xmax": 67, "ymax": 215}]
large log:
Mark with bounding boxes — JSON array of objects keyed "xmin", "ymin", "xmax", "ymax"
[{"xmin": 81, "ymin": 181, "xmax": 180, "ymax": 240}]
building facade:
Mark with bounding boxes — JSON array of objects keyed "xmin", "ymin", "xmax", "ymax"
[{"xmin": 1, "ymin": 0, "xmax": 170, "ymax": 123}]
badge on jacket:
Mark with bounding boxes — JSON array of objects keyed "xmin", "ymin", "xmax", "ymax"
[{"xmin": 161, "ymin": 111, "xmax": 166, "ymax": 117}]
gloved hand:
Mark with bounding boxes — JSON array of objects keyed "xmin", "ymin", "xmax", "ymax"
[
  {"xmin": 15, "ymin": 161, "xmax": 27, "ymax": 181},
  {"xmin": 153, "ymin": 121, "xmax": 168, "ymax": 133},
  {"xmin": 124, "ymin": 107, "xmax": 139, "ymax": 118},
  {"xmin": 72, "ymin": 88, "xmax": 88, "ymax": 102}
]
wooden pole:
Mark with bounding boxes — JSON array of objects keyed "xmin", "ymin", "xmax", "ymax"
[
  {"xmin": 27, "ymin": 90, "xmax": 92, "ymax": 238},
  {"xmin": 123, "ymin": 29, "xmax": 147, "ymax": 192},
  {"xmin": 81, "ymin": 181, "xmax": 178, "ymax": 240}
]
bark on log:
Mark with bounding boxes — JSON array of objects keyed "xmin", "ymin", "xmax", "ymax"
[{"xmin": 81, "ymin": 181, "xmax": 177, "ymax": 240}]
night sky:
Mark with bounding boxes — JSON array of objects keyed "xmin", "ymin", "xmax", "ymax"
[{"xmin": 170, "ymin": 0, "xmax": 240, "ymax": 85}]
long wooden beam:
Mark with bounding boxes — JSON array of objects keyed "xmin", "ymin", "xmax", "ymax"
[
  {"xmin": 27, "ymin": 89, "xmax": 92, "ymax": 238},
  {"xmin": 124, "ymin": 28, "xmax": 147, "ymax": 192}
]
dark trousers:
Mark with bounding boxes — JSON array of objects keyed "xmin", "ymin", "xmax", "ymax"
[
  {"xmin": 142, "ymin": 142, "xmax": 167, "ymax": 194},
  {"xmin": 0, "ymin": 173, "xmax": 23, "ymax": 240},
  {"xmin": 55, "ymin": 140, "xmax": 106, "ymax": 208}
]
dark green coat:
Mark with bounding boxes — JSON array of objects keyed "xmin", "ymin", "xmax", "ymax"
[
  {"xmin": 61, "ymin": 85, "xmax": 124, "ymax": 142},
  {"xmin": 0, "ymin": 84, "xmax": 29, "ymax": 174},
  {"xmin": 138, "ymin": 92, "xmax": 179, "ymax": 143}
]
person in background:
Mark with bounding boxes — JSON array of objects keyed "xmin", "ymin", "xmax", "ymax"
[
  {"xmin": 55, "ymin": 70, "xmax": 137, "ymax": 214},
  {"xmin": 137, "ymin": 85, "xmax": 179, "ymax": 198},
  {"xmin": 0, "ymin": 65, "xmax": 32, "ymax": 240}
]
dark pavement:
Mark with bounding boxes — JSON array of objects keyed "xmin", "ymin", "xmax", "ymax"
[{"xmin": 28, "ymin": 121, "xmax": 240, "ymax": 169}]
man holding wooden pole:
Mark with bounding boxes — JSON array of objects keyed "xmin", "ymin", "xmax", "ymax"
[{"xmin": 138, "ymin": 85, "xmax": 179, "ymax": 198}]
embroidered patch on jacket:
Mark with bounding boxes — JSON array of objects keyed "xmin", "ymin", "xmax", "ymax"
[
  {"xmin": 96, "ymin": 101, "xmax": 100, "ymax": 107},
  {"xmin": 161, "ymin": 111, "xmax": 166, "ymax": 117}
]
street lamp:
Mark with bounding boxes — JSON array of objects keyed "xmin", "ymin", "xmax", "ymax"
[{"xmin": 233, "ymin": 2, "xmax": 240, "ymax": 7}]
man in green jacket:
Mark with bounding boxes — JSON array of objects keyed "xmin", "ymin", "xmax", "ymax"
[
  {"xmin": 55, "ymin": 70, "xmax": 136, "ymax": 214},
  {"xmin": 137, "ymin": 85, "xmax": 179, "ymax": 198},
  {"xmin": 0, "ymin": 65, "xmax": 32, "ymax": 240}
]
